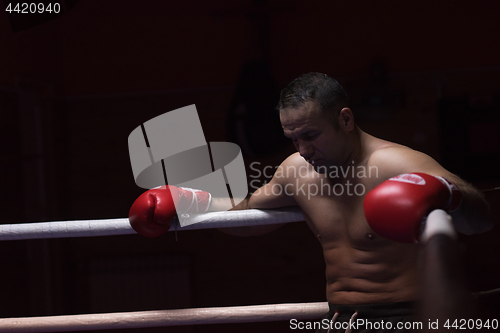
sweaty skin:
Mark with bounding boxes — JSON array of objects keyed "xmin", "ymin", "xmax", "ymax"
[{"xmin": 235, "ymin": 101, "xmax": 491, "ymax": 305}]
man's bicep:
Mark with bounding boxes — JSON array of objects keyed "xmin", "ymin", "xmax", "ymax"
[
  {"xmin": 248, "ymin": 177, "xmax": 297, "ymax": 209},
  {"xmin": 371, "ymin": 146, "xmax": 492, "ymax": 234},
  {"xmin": 247, "ymin": 153, "xmax": 303, "ymax": 209}
]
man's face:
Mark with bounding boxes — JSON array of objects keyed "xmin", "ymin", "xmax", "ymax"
[{"xmin": 280, "ymin": 101, "xmax": 349, "ymax": 171}]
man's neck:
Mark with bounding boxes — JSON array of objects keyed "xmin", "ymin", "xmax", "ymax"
[{"xmin": 345, "ymin": 126, "xmax": 365, "ymax": 166}]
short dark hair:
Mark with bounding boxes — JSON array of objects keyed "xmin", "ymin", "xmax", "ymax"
[{"xmin": 277, "ymin": 72, "xmax": 349, "ymax": 125}]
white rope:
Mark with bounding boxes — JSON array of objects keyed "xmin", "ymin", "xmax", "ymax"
[
  {"xmin": 0, "ymin": 302, "xmax": 328, "ymax": 332},
  {"xmin": 0, "ymin": 208, "xmax": 304, "ymax": 241},
  {"xmin": 421, "ymin": 209, "xmax": 456, "ymax": 242}
]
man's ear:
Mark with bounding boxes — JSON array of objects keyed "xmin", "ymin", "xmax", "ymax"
[{"xmin": 338, "ymin": 108, "xmax": 355, "ymax": 131}]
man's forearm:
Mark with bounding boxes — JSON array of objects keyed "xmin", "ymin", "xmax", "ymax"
[
  {"xmin": 216, "ymin": 194, "xmax": 285, "ymax": 236},
  {"xmin": 207, "ymin": 196, "xmax": 248, "ymax": 212},
  {"xmin": 451, "ymin": 180, "xmax": 492, "ymax": 234}
]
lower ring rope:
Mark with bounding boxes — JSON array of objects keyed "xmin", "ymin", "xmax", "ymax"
[
  {"xmin": 0, "ymin": 302, "xmax": 328, "ymax": 332},
  {"xmin": 0, "ymin": 207, "xmax": 304, "ymax": 241}
]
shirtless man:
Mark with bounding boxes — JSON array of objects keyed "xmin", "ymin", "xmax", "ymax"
[
  {"xmin": 129, "ymin": 73, "xmax": 492, "ymax": 331},
  {"xmin": 238, "ymin": 73, "xmax": 492, "ymax": 330}
]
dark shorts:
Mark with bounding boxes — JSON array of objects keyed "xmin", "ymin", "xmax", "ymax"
[{"xmin": 315, "ymin": 302, "xmax": 416, "ymax": 332}]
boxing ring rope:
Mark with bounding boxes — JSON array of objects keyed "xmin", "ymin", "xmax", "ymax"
[
  {"xmin": 0, "ymin": 302, "xmax": 329, "ymax": 332},
  {"xmin": 0, "ymin": 208, "xmax": 496, "ymax": 332},
  {"xmin": 0, "ymin": 207, "xmax": 304, "ymax": 241}
]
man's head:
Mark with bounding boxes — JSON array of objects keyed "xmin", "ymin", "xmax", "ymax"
[
  {"xmin": 279, "ymin": 73, "xmax": 357, "ymax": 170},
  {"xmin": 277, "ymin": 72, "xmax": 349, "ymax": 129}
]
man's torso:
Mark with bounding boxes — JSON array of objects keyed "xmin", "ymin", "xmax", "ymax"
[{"xmin": 284, "ymin": 136, "xmax": 420, "ymax": 304}]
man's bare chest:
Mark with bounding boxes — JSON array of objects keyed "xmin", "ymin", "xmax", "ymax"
[{"xmin": 292, "ymin": 176, "xmax": 382, "ymax": 247}]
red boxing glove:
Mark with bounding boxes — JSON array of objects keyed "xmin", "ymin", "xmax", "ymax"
[
  {"xmin": 363, "ymin": 173, "xmax": 462, "ymax": 243},
  {"xmin": 129, "ymin": 185, "xmax": 212, "ymax": 238}
]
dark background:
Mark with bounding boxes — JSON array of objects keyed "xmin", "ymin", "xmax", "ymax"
[{"xmin": 1, "ymin": 1, "xmax": 500, "ymax": 332}]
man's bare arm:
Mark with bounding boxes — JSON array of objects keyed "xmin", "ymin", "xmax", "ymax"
[
  {"xmin": 371, "ymin": 147, "xmax": 492, "ymax": 235},
  {"xmin": 218, "ymin": 154, "xmax": 301, "ymax": 237},
  {"xmin": 446, "ymin": 176, "xmax": 491, "ymax": 234}
]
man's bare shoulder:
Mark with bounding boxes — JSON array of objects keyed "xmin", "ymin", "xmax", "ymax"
[
  {"xmin": 281, "ymin": 152, "xmax": 308, "ymax": 167},
  {"xmin": 367, "ymin": 143, "xmax": 449, "ymax": 180},
  {"xmin": 368, "ymin": 144, "xmax": 415, "ymax": 166},
  {"xmin": 272, "ymin": 152, "xmax": 314, "ymax": 183}
]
